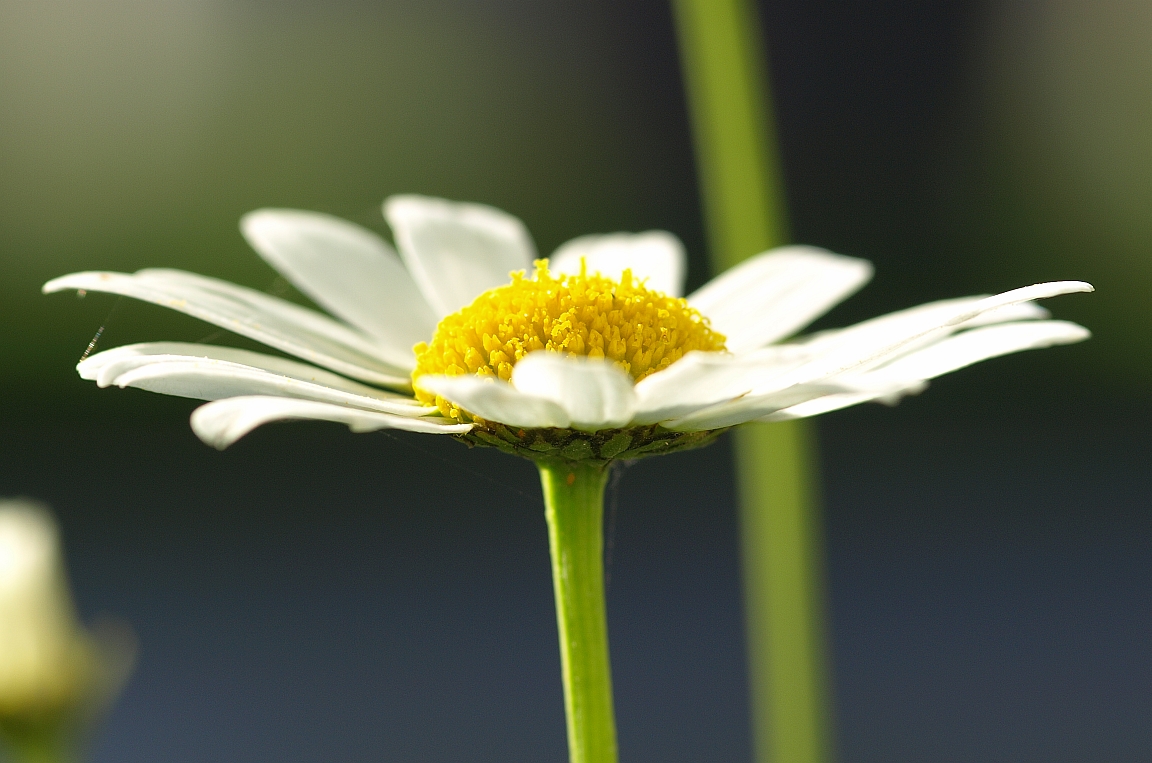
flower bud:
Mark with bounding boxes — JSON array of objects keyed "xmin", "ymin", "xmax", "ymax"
[{"xmin": 0, "ymin": 500, "xmax": 133, "ymax": 762}]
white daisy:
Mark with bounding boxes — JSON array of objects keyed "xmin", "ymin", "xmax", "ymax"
[{"xmin": 43, "ymin": 194, "xmax": 1092, "ymax": 459}]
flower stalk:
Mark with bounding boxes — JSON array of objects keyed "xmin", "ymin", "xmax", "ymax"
[
  {"xmin": 1, "ymin": 728, "xmax": 79, "ymax": 763},
  {"xmin": 537, "ymin": 460, "xmax": 617, "ymax": 763},
  {"xmin": 672, "ymin": 1, "xmax": 833, "ymax": 761}
]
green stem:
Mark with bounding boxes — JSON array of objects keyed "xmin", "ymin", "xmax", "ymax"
[
  {"xmin": 734, "ymin": 423, "xmax": 831, "ymax": 763},
  {"xmin": 537, "ymin": 460, "xmax": 617, "ymax": 763},
  {"xmin": 672, "ymin": 2, "xmax": 833, "ymax": 762},
  {"xmin": 671, "ymin": 0, "xmax": 788, "ymax": 263},
  {"xmin": 1, "ymin": 727, "xmax": 80, "ymax": 763}
]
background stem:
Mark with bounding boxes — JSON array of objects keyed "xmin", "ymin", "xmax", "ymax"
[
  {"xmin": 733, "ymin": 423, "xmax": 831, "ymax": 763},
  {"xmin": 671, "ymin": 2, "xmax": 834, "ymax": 762},
  {"xmin": 1, "ymin": 729, "xmax": 79, "ymax": 763},
  {"xmin": 538, "ymin": 461, "xmax": 617, "ymax": 763}
]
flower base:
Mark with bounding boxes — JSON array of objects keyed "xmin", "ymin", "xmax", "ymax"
[{"xmin": 456, "ymin": 423, "xmax": 727, "ymax": 464}]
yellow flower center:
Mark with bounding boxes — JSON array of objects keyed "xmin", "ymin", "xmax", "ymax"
[{"xmin": 412, "ymin": 260, "xmax": 726, "ymax": 420}]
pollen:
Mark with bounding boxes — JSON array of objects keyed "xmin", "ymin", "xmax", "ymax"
[{"xmin": 412, "ymin": 260, "xmax": 726, "ymax": 420}]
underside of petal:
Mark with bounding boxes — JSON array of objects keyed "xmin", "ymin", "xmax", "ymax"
[
  {"xmin": 757, "ymin": 390, "xmax": 915, "ymax": 422},
  {"xmin": 757, "ymin": 319, "xmax": 1090, "ymax": 422},
  {"xmin": 82, "ymin": 345, "xmax": 432, "ymax": 417},
  {"xmin": 660, "ymin": 379, "xmax": 898, "ymax": 431},
  {"xmin": 631, "ymin": 348, "xmax": 807, "ymax": 425},
  {"xmin": 190, "ymin": 396, "xmax": 469, "ymax": 450},
  {"xmin": 79, "ymin": 343, "xmax": 416, "ymax": 399},
  {"xmin": 44, "ymin": 270, "xmax": 411, "ymax": 387},
  {"xmin": 652, "ymin": 285, "xmax": 1090, "ymax": 430},
  {"xmin": 765, "ymin": 282, "xmax": 1094, "ymax": 387},
  {"xmin": 869, "ymin": 320, "xmax": 1090, "ymax": 382}
]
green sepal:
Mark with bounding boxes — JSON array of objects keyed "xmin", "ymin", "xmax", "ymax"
[{"xmin": 598, "ymin": 432, "xmax": 633, "ymax": 459}]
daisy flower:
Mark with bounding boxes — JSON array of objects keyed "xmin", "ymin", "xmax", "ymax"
[
  {"xmin": 43, "ymin": 195, "xmax": 1091, "ymax": 763},
  {"xmin": 44, "ymin": 195, "xmax": 1090, "ymax": 456}
]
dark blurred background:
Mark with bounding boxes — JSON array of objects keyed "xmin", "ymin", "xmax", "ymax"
[{"xmin": 1, "ymin": 1, "xmax": 1148, "ymax": 761}]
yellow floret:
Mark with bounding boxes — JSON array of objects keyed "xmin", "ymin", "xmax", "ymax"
[{"xmin": 412, "ymin": 259, "xmax": 726, "ymax": 421}]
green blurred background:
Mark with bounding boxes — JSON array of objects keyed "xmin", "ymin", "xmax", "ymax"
[{"xmin": 1, "ymin": 1, "xmax": 1149, "ymax": 762}]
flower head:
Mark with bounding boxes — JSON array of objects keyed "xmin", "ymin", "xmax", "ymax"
[
  {"xmin": 413, "ymin": 259, "xmax": 726, "ymax": 413},
  {"xmin": 44, "ymin": 195, "xmax": 1092, "ymax": 460}
]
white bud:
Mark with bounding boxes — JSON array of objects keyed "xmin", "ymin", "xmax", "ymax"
[
  {"xmin": 0, "ymin": 500, "xmax": 93, "ymax": 718},
  {"xmin": 0, "ymin": 500, "xmax": 134, "ymax": 757}
]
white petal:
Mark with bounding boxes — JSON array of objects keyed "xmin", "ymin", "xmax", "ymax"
[
  {"xmin": 85, "ymin": 353, "xmax": 432, "ymax": 417},
  {"xmin": 960, "ymin": 281, "xmax": 1093, "ymax": 320},
  {"xmin": 665, "ymin": 283, "xmax": 1092, "ymax": 428},
  {"xmin": 415, "ymin": 374, "xmax": 571, "ymax": 429},
  {"xmin": 660, "ymin": 379, "xmax": 906, "ymax": 431},
  {"xmin": 384, "ymin": 195, "xmax": 535, "ymax": 317},
  {"xmin": 870, "ymin": 320, "xmax": 1090, "ymax": 382},
  {"xmin": 769, "ymin": 281, "xmax": 1094, "ymax": 387},
  {"xmin": 549, "ymin": 231, "xmax": 687, "ymax": 297},
  {"xmin": 631, "ymin": 348, "xmax": 807, "ymax": 425},
  {"xmin": 687, "ymin": 246, "xmax": 874, "ymax": 351},
  {"xmin": 510, "ymin": 352, "xmax": 637, "ymax": 431},
  {"xmin": 800, "ymin": 297, "xmax": 1048, "ymax": 356},
  {"xmin": 190, "ymin": 396, "xmax": 470, "ymax": 449},
  {"xmin": 758, "ymin": 319, "xmax": 1090, "ymax": 422},
  {"xmin": 241, "ymin": 209, "xmax": 436, "ymax": 363},
  {"xmin": 78, "ymin": 343, "xmax": 421, "ymax": 401},
  {"xmin": 956, "ymin": 300, "xmax": 1050, "ymax": 328},
  {"xmin": 642, "ymin": 285, "xmax": 1090, "ymax": 429},
  {"xmin": 757, "ymin": 390, "xmax": 915, "ymax": 421},
  {"xmin": 43, "ymin": 270, "xmax": 410, "ymax": 387},
  {"xmin": 788, "ymin": 298, "xmax": 1051, "ymax": 384}
]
